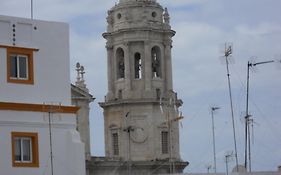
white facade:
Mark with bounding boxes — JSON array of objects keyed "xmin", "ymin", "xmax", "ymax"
[
  {"xmin": 0, "ymin": 15, "xmax": 86, "ymax": 175},
  {"xmin": 0, "ymin": 15, "xmax": 71, "ymax": 105}
]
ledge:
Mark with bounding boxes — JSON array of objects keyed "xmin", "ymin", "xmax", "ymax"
[
  {"xmin": 0, "ymin": 102, "xmax": 79, "ymax": 114},
  {"xmin": 0, "ymin": 44, "xmax": 39, "ymax": 51}
]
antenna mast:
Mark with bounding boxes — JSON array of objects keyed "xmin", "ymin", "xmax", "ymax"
[
  {"xmin": 31, "ymin": 0, "xmax": 33, "ymax": 19},
  {"xmin": 211, "ymin": 106, "xmax": 220, "ymax": 173},
  {"xmin": 44, "ymin": 103, "xmax": 61, "ymax": 175},
  {"xmin": 244, "ymin": 59, "xmax": 276, "ymax": 172},
  {"xmin": 225, "ymin": 151, "xmax": 234, "ymax": 175},
  {"xmin": 223, "ymin": 43, "xmax": 239, "ymax": 171}
]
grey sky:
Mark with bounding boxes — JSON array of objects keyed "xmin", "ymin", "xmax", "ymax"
[{"xmin": 1, "ymin": 0, "xmax": 280, "ymax": 173}]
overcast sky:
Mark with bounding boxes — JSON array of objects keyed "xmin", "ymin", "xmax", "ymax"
[{"xmin": 1, "ymin": 0, "xmax": 281, "ymax": 173}]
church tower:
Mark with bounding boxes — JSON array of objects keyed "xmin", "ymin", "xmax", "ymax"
[{"xmin": 99, "ymin": 0, "xmax": 188, "ymax": 173}]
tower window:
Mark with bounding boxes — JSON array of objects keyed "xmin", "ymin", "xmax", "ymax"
[
  {"xmin": 156, "ymin": 88, "xmax": 161, "ymax": 99},
  {"xmin": 118, "ymin": 89, "xmax": 123, "ymax": 99},
  {"xmin": 117, "ymin": 13, "xmax": 122, "ymax": 19},
  {"xmin": 134, "ymin": 52, "xmax": 142, "ymax": 79},
  {"xmin": 151, "ymin": 46, "xmax": 161, "ymax": 78},
  {"xmin": 116, "ymin": 48, "xmax": 125, "ymax": 79},
  {"xmin": 161, "ymin": 131, "xmax": 169, "ymax": 154},
  {"xmin": 112, "ymin": 133, "xmax": 119, "ymax": 156}
]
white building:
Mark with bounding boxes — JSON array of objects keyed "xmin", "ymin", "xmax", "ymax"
[{"xmin": 0, "ymin": 15, "xmax": 86, "ymax": 175}]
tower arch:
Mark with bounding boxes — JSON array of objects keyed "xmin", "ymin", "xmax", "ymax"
[
  {"xmin": 115, "ymin": 47, "xmax": 125, "ymax": 79},
  {"xmin": 151, "ymin": 46, "xmax": 162, "ymax": 78},
  {"xmin": 134, "ymin": 52, "xmax": 142, "ymax": 79}
]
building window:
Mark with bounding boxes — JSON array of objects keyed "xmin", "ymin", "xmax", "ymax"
[
  {"xmin": 116, "ymin": 48, "xmax": 125, "ymax": 79},
  {"xmin": 161, "ymin": 131, "xmax": 169, "ymax": 154},
  {"xmin": 11, "ymin": 132, "xmax": 39, "ymax": 167},
  {"xmin": 112, "ymin": 133, "xmax": 119, "ymax": 156},
  {"xmin": 118, "ymin": 89, "xmax": 123, "ymax": 99},
  {"xmin": 156, "ymin": 88, "xmax": 161, "ymax": 99},
  {"xmin": 7, "ymin": 47, "xmax": 34, "ymax": 84},
  {"xmin": 134, "ymin": 52, "xmax": 142, "ymax": 79},
  {"xmin": 151, "ymin": 46, "xmax": 161, "ymax": 78}
]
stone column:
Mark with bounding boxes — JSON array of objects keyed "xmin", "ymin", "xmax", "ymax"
[
  {"xmin": 164, "ymin": 40, "xmax": 173, "ymax": 91},
  {"xmin": 144, "ymin": 41, "xmax": 152, "ymax": 91},
  {"xmin": 106, "ymin": 43, "xmax": 114, "ymax": 100},
  {"xmin": 124, "ymin": 42, "xmax": 131, "ymax": 91}
]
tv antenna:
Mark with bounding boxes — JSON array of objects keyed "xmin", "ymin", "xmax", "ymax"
[
  {"xmin": 30, "ymin": 0, "xmax": 33, "ymax": 19},
  {"xmin": 244, "ymin": 57, "xmax": 280, "ymax": 172},
  {"xmin": 225, "ymin": 151, "xmax": 234, "ymax": 175},
  {"xmin": 220, "ymin": 42, "xmax": 239, "ymax": 171},
  {"xmin": 210, "ymin": 106, "xmax": 220, "ymax": 173},
  {"xmin": 205, "ymin": 164, "xmax": 212, "ymax": 174}
]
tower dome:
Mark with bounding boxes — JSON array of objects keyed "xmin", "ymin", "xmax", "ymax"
[
  {"xmin": 119, "ymin": 0, "xmax": 156, "ymax": 3},
  {"xmin": 105, "ymin": 0, "xmax": 172, "ymax": 34}
]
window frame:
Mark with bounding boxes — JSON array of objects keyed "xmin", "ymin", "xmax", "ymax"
[
  {"xmin": 112, "ymin": 132, "xmax": 119, "ymax": 156},
  {"xmin": 11, "ymin": 132, "xmax": 39, "ymax": 167},
  {"xmin": 7, "ymin": 47, "xmax": 34, "ymax": 84},
  {"xmin": 161, "ymin": 131, "xmax": 169, "ymax": 154}
]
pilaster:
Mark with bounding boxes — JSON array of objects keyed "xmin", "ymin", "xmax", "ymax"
[
  {"xmin": 164, "ymin": 40, "xmax": 173, "ymax": 91},
  {"xmin": 144, "ymin": 40, "xmax": 152, "ymax": 91},
  {"xmin": 124, "ymin": 42, "xmax": 131, "ymax": 92},
  {"xmin": 106, "ymin": 43, "xmax": 114, "ymax": 100}
]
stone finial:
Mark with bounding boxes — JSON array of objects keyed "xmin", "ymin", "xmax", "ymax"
[
  {"xmin": 75, "ymin": 62, "xmax": 88, "ymax": 92},
  {"xmin": 163, "ymin": 7, "xmax": 170, "ymax": 24},
  {"xmin": 106, "ymin": 11, "xmax": 114, "ymax": 32}
]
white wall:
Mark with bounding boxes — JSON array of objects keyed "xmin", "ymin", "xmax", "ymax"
[
  {"xmin": 0, "ymin": 111, "xmax": 85, "ymax": 175},
  {"xmin": 0, "ymin": 15, "xmax": 71, "ymax": 105},
  {"xmin": 0, "ymin": 15, "xmax": 86, "ymax": 175}
]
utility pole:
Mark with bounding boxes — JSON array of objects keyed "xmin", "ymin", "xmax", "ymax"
[{"xmin": 211, "ymin": 106, "xmax": 220, "ymax": 173}]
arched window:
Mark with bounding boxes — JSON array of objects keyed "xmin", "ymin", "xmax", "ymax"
[
  {"xmin": 134, "ymin": 52, "xmax": 142, "ymax": 79},
  {"xmin": 116, "ymin": 48, "xmax": 125, "ymax": 79},
  {"xmin": 151, "ymin": 46, "xmax": 161, "ymax": 78}
]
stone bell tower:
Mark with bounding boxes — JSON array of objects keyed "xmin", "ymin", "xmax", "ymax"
[{"xmin": 98, "ymin": 0, "xmax": 188, "ymax": 173}]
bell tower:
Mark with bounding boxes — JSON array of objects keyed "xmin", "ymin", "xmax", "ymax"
[{"xmin": 99, "ymin": 0, "xmax": 188, "ymax": 173}]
